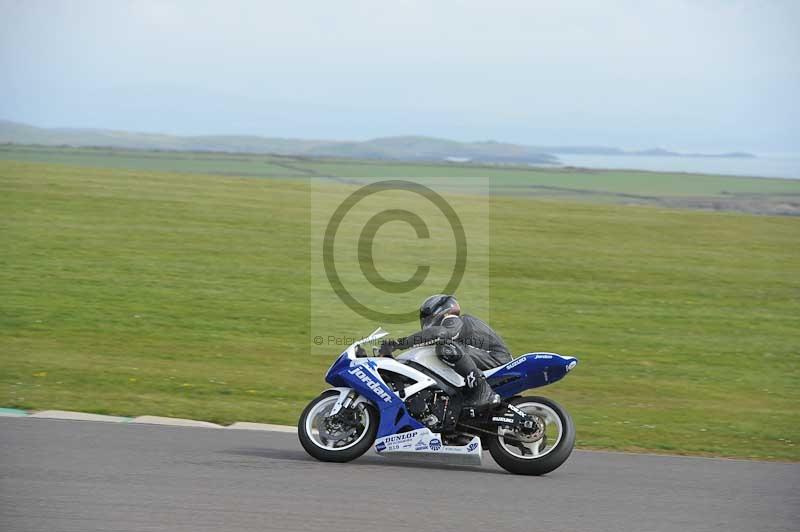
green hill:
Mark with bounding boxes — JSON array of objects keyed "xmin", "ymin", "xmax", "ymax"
[{"xmin": 0, "ymin": 120, "xmax": 558, "ymax": 164}]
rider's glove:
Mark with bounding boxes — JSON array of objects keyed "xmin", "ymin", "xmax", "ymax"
[{"xmin": 379, "ymin": 339, "xmax": 398, "ymax": 357}]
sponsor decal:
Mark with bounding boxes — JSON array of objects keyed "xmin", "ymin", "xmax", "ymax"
[
  {"xmin": 507, "ymin": 404, "xmax": 526, "ymax": 417},
  {"xmin": 383, "ymin": 431, "xmax": 420, "ymax": 444},
  {"xmin": 492, "ymin": 416, "xmax": 515, "ymax": 424},
  {"xmin": 415, "ymin": 441, "xmax": 428, "ymax": 451},
  {"xmin": 506, "ymin": 357, "xmax": 526, "ymax": 370},
  {"xmin": 466, "ymin": 442, "xmax": 479, "ymax": 452},
  {"xmin": 428, "ymin": 438, "xmax": 442, "ymax": 451},
  {"xmin": 348, "ymin": 366, "xmax": 393, "ymax": 403},
  {"xmin": 534, "ymin": 354, "xmax": 553, "ymax": 360},
  {"xmin": 375, "ymin": 442, "xmax": 386, "ymax": 452},
  {"xmin": 466, "ymin": 372, "xmax": 476, "ymax": 387}
]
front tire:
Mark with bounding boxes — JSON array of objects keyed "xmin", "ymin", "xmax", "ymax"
[
  {"xmin": 298, "ymin": 390, "xmax": 379, "ymax": 463},
  {"xmin": 487, "ymin": 395, "xmax": 575, "ymax": 475}
]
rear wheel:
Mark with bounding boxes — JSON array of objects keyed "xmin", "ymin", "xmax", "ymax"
[
  {"xmin": 298, "ymin": 390, "xmax": 378, "ymax": 463},
  {"xmin": 487, "ymin": 396, "xmax": 575, "ymax": 475}
]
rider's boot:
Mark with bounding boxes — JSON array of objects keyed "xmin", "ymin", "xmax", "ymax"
[{"xmin": 449, "ymin": 354, "xmax": 501, "ymax": 409}]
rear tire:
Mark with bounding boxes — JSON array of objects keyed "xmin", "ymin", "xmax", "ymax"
[
  {"xmin": 298, "ymin": 390, "xmax": 379, "ymax": 463},
  {"xmin": 487, "ymin": 395, "xmax": 575, "ymax": 475}
]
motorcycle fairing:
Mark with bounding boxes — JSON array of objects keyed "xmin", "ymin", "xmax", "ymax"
[
  {"xmin": 326, "ymin": 355, "xmax": 425, "ymax": 437},
  {"xmin": 373, "ymin": 427, "xmax": 483, "ymax": 466},
  {"xmin": 484, "ymin": 352, "xmax": 578, "ymax": 398},
  {"xmin": 396, "ymin": 345, "xmax": 465, "ymax": 386}
]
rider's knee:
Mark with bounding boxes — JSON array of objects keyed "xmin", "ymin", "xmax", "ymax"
[{"xmin": 436, "ymin": 343, "xmax": 463, "ymax": 365}]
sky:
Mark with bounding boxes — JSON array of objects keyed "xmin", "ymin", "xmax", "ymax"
[{"xmin": 1, "ymin": 0, "xmax": 799, "ymax": 152}]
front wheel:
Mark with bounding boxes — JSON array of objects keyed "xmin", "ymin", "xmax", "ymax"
[
  {"xmin": 487, "ymin": 396, "xmax": 575, "ymax": 475},
  {"xmin": 298, "ymin": 390, "xmax": 379, "ymax": 463}
]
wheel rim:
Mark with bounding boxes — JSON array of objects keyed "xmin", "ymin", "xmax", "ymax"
[
  {"xmin": 304, "ymin": 395, "xmax": 371, "ymax": 451},
  {"xmin": 497, "ymin": 401, "xmax": 563, "ymax": 459}
]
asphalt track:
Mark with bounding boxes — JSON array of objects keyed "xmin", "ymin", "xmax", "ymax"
[{"xmin": 1, "ymin": 418, "xmax": 797, "ymax": 532}]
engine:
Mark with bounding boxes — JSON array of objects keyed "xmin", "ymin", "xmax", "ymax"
[
  {"xmin": 377, "ymin": 370, "xmax": 454, "ymax": 431},
  {"xmin": 404, "ymin": 389, "xmax": 450, "ymax": 430}
]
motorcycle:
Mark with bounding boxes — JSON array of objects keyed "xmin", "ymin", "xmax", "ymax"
[{"xmin": 298, "ymin": 328, "xmax": 578, "ymax": 475}]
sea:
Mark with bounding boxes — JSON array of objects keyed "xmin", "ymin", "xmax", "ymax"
[{"xmin": 540, "ymin": 153, "xmax": 800, "ymax": 180}]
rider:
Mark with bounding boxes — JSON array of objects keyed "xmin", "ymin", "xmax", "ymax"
[{"xmin": 379, "ymin": 294, "xmax": 511, "ymax": 408}]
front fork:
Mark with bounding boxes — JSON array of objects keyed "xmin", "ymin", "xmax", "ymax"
[{"xmin": 326, "ymin": 387, "xmax": 369, "ymax": 416}]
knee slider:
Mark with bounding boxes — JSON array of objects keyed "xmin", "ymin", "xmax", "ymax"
[{"xmin": 437, "ymin": 343, "xmax": 463, "ymax": 364}]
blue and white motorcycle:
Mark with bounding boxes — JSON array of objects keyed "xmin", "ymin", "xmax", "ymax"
[{"xmin": 298, "ymin": 328, "xmax": 578, "ymax": 475}]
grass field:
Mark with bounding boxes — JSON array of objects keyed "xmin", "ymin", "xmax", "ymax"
[
  {"xmin": 3, "ymin": 145, "xmax": 799, "ymax": 214},
  {"xmin": 1, "ymin": 156, "xmax": 799, "ymax": 461}
]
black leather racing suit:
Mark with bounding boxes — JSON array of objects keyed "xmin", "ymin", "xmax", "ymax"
[{"xmin": 395, "ymin": 314, "xmax": 512, "ymax": 371}]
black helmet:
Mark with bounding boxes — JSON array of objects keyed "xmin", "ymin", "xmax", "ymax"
[{"xmin": 419, "ymin": 294, "xmax": 460, "ymax": 329}]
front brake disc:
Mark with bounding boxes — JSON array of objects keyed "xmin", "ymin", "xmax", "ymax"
[{"xmin": 319, "ymin": 411, "xmax": 359, "ymax": 443}]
